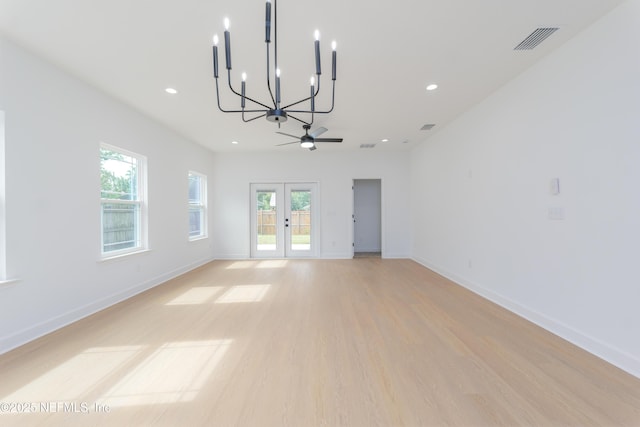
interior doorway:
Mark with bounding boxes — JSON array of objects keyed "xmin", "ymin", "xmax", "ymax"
[{"xmin": 353, "ymin": 179, "xmax": 381, "ymax": 258}]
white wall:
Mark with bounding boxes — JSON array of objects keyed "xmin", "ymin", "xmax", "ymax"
[
  {"xmin": 0, "ymin": 37, "xmax": 216, "ymax": 353},
  {"xmin": 211, "ymin": 151, "xmax": 411, "ymax": 259},
  {"xmin": 410, "ymin": 0, "xmax": 640, "ymax": 377}
]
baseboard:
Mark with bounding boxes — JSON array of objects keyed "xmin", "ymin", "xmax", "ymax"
[
  {"xmin": 219, "ymin": 252, "xmax": 356, "ymax": 260},
  {"xmin": 321, "ymin": 252, "xmax": 353, "ymax": 259},
  {"xmin": 382, "ymin": 252, "xmax": 411, "ymax": 259},
  {"xmin": 215, "ymin": 251, "xmax": 402, "ymax": 260},
  {"xmin": 0, "ymin": 256, "xmax": 215, "ymax": 355},
  {"xmin": 213, "ymin": 252, "xmax": 250, "ymax": 260},
  {"xmin": 412, "ymin": 256, "xmax": 640, "ymax": 380}
]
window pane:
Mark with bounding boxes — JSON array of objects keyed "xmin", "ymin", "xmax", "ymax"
[
  {"xmin": 100, "ymin": 149, "xmax": 138, "ymax": 200},
  {"xmin": 189, "ymin": 208, "xmax": 202, "ymax": 237},
  {"xmin": 256, "ymin": 191, "xmax": 277, "ymax": 250},
  {"xmin": 188, "ymin": 175, "xmax": 201, "ymax": 204},
  {"xmin": 188, "ymin": 172, "xmax": 206, "ymax": 239},
  {"xmin": 290, "ymin": 190, "xmax": 311, "ymax": 250},
  {"xmin": 100, "ymin": 145, "xmax": 146, "ymax": 257},
  {"xmin": 102, "ymin": 202, "xmax": 140, "ymax": 252}
]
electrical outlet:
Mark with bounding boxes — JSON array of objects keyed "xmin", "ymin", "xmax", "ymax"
[{"xmin": 548, "ymin": 207, "xmax": 564, "ymax": 220}]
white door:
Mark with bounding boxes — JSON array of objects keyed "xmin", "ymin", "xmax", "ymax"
[
  {"xmin": 250, "ymin": 183, "xmax": 318, "ymax": 258},
  {"xmin": 353, "ymin": 179, "xmax": 382, "ymax": 256}
]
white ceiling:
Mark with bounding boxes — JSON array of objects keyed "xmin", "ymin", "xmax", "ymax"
[{"xmin": 0, "ymin": 0, "xmax": 624, "ymax": 153}]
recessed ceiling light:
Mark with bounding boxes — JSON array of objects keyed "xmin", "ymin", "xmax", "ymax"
[
  {"xmin": 381, "ymin": 138, "xmax": 389, "ymax": 142},
  {"xmin": 426, "ymin": 83, "xmax": 438, "ymax": 91},
  {"xmin": 231, "ymin": 140, "xmax": 239, "ymax": 145},
  {"xmin": 165, "ymin": 87, "xmax": 178, "ymax": 94}
]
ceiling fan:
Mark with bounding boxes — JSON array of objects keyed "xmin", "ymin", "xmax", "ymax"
[{"xmin": 276, "ymin": 124, "xmax": 343, "ymax": 151}]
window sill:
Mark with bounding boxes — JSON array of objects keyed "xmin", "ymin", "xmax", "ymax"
[
  {"xmin": 99, "ymin": 249, "xmax": 151, "ymax": 263},
  {"xmin": 188, "ymin": 235, "xmax": 209, "ymax": 243}
]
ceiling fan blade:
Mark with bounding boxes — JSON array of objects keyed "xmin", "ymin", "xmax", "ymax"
[
  {"xmin": 276, "ymin": 131, "xmax": 301, "ymax": 139},
  {"xmin": 314, "ymin": 138, "xmax": 343, "ymax": 143},
  {"xmin": 309, "ymin": 127, "xmax": 328, "ymax": 138},
  {"xmin": 276, "ymin": 141, "xmax": 300, "ymax": 146}
]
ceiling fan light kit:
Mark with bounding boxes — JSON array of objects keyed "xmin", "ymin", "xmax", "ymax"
[
  {"xmin": 276, "ymin": 124, "xmax": 343, "ymax": 151},
  {"xmin": 211, "ymin": 0, "xmax": 337, "ymax": 128},
  {"xmin": 300, "ymin": 140, "xmax": 314, "ymax": 149}
]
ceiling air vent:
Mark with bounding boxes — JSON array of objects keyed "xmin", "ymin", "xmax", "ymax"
[
  {"xmin": 421, "ymin": 124, "xmax": 436, "ymax": 131},
  {"xmin": 514, "ymin": 27, "xmax": 559, "ymax": 50},
  {"xmin": 360, "ymin": 143, "xmax": 376, "ymax": 149}
]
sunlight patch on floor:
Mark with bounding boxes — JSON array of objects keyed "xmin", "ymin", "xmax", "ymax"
[
  {"xmin": 97, "ymin": 340, "xmax": 231, "ymax": 407},
  {"xmin": 215, "ymin": 284, "xmax": 271, "ymax": 303},
  {"xmin": 256, "ymin": 260, "xmax": 288, "ymax": 268},
  {"xmin": 226, "ymin": 260, "xmax": 289, "ymax": 269},
  {"xmin": 2, "ymin": 346, "xmax": 144, "ymax": 402},
  {"xmin": 166, "ymin": 286, "xmax": 224, "ymax": 305},
  {"xmin": 225, "ymin": 261, "xmax": 258, "ymax": 269}
]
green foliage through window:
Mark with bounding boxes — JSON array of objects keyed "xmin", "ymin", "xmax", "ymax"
[
  {"xmin": 100, "ymin": 149, "xmax": 137, "ymax": 200},
  {"xmin": 290, "ymin": 191, "xmax": 310, "ymax": 211}
]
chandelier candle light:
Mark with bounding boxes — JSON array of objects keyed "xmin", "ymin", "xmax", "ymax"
[{"xmin": 211, "ymin": 0, "xmax": 337, "ymax": 126}]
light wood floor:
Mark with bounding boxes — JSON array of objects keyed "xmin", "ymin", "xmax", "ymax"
[{"xmin": 1, "ymin": 259, "xmax": 639, "ymax": 426}]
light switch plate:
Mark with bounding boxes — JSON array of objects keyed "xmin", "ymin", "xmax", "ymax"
[{"xmin": 550, "ymin": 178, "xmax": 560, "ymax": 195}]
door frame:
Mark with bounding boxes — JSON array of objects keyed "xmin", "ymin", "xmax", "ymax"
[
  {"xmin": 352, "ymin": 178, "xmax": 384, "ymax": 258},
  {"xmin": 250, "ymin": 182, "xmax": 320, "ymax": 259}
]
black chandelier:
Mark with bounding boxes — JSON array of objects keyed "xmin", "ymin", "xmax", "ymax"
[{"xmin": 211, "ymin": 0, "xmax": 337, "ymax": 126}]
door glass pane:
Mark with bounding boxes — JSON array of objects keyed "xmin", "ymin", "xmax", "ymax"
[
  {"xmin": 256, "ymin": 190, "xmax": 277, "ymax": 251},
  {"xmin": 290, "ymin": 190, "xmax": 311, "ymax": 251}
]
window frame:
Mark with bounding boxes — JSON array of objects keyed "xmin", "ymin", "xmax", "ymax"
[
  {"xmin": 188, "ymin": 171, "xmax": 208, "ymax": 241},
  {"xmin": 99, "ymin": 143, "xmax": 148, "ymax": 259}
]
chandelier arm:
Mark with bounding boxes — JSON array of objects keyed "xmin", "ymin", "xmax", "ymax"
[
  {"xmin": 216, "ymin": 81, "xmax": 269, "ymax": 113},
  {"xmin": 287, "ymin": 113, "xmax": 311, "ymax": 126},
  {"xmin": 281, "ymin": 98, "xmax": 311, "ymax": 111},
  {"xmin": 216, "ymin": 80, "xmax": 268, "ymax": 113},
  {"xmin": 226, "ymin": 70, "xmax": 273, "ymax": 110},
  {"xmin": 220, "ymin": 108, "xmax": 271, "ymax": 114},
  {"xmin": 242, "ymin": 112, "xmax": 267, "ymax": 122},
  {"xmin": 214, "ymin": 78, "xmax": 238, "ymax": 113},
  {"xmin": 281, "ymin": 74, "xmax": 321, "ymax": 110},
  {"xmin": 288, "ymin": 80, "xmax": 336, "ymax": 114}
]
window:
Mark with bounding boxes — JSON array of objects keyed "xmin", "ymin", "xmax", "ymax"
[
  {"xmin": 100, "ymin": 144, "xmax": 147, "ymax": 257},
  {"xmin": 188, "ymin": 171, "xmax": 207, "ymax": 240}
]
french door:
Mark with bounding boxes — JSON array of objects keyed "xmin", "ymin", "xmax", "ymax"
[{"xmin": 250, "ymin": 183, "xmax": 319, "ymax": 258}]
